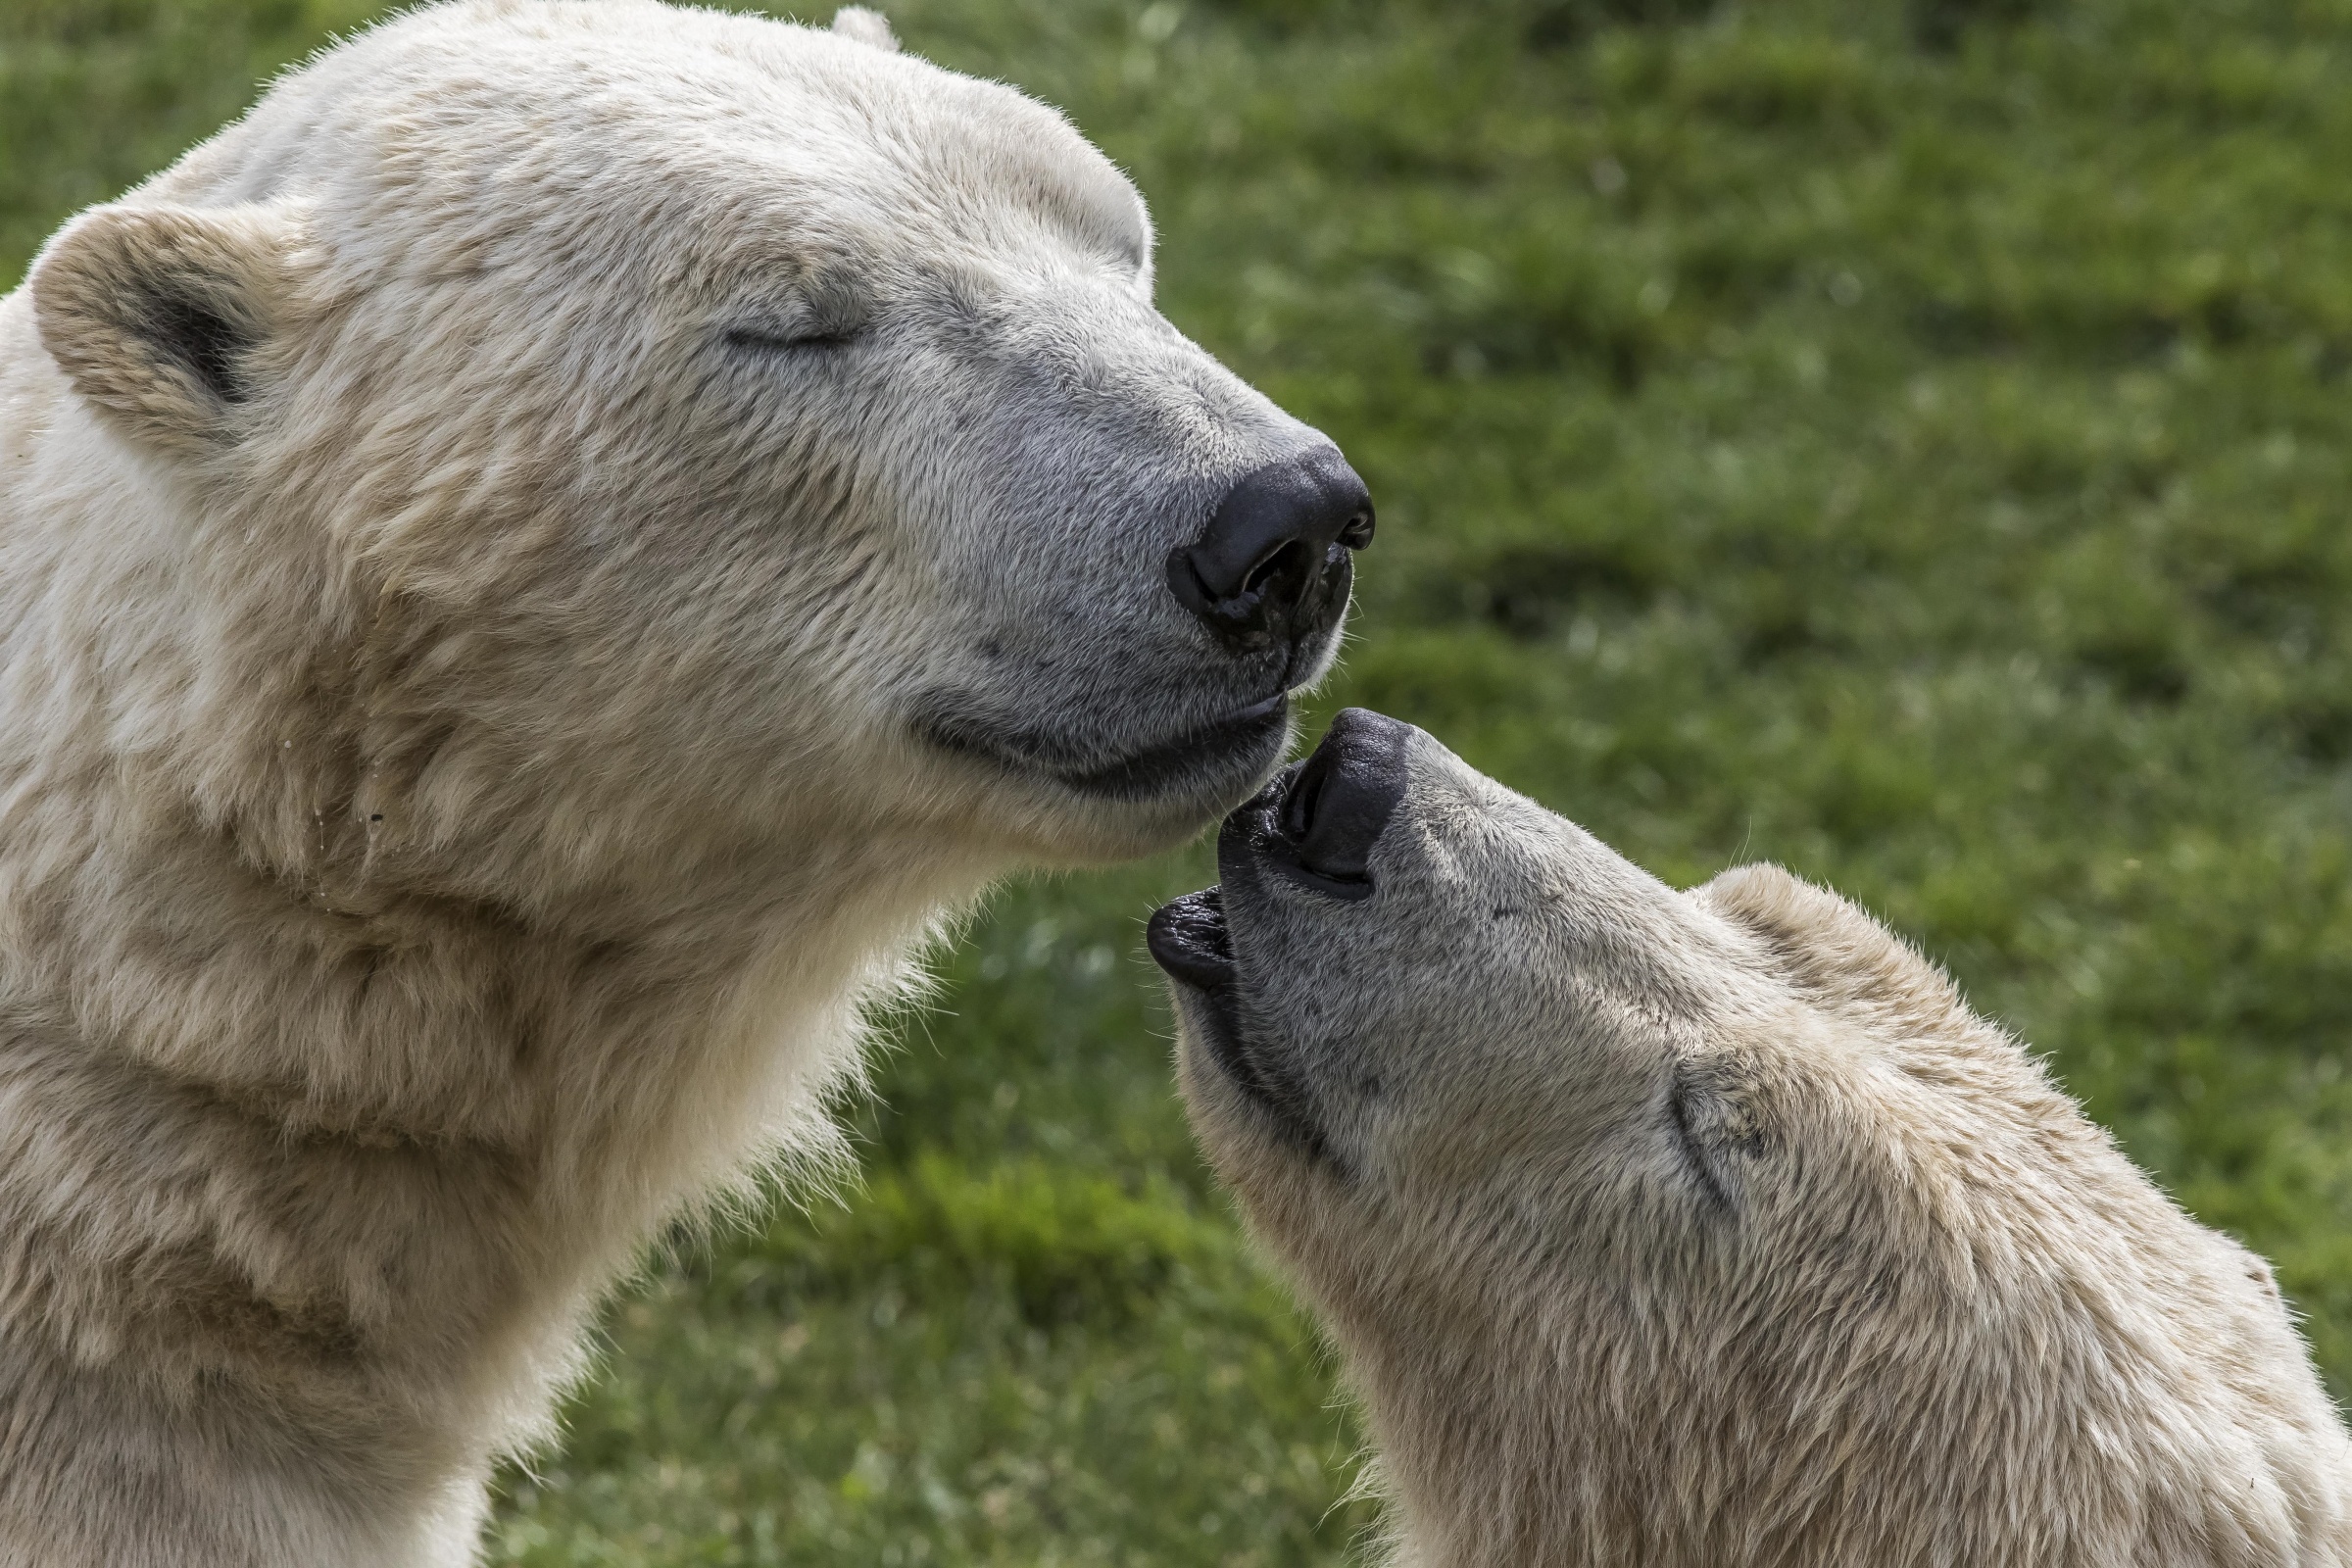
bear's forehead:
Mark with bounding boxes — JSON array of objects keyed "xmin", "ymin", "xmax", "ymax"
[{"xmin": 164, "ymin": 0, "xmax": 1145, "ymax": 277}]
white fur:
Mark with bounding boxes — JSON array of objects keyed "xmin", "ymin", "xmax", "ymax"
[
  {"xmin": 0, "ymin": 3, "xmax": 1347, "ymax": 1562},
  {"xmin": 1174, "ymin": 724, "xmax": 2352, "ymax": 1568}
]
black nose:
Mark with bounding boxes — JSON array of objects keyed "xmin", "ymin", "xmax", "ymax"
[
  {"xmin": 1169, "ymin": 447, "xmax": 1374, "ymax": 656},
  {"xmin": 1269, "ymin": 708, "xmax": 1413, "ymax": 898}
]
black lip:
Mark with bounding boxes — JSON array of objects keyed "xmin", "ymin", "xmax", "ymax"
[
  {"xmin": 1146, "ymin": 887, "xmax": 1235, "ymax": 988},
  {"xmin": 918, "ymin": 692, "xmax": 1291, "ymax": 802}
]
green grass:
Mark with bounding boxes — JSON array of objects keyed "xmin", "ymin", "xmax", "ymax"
[{"xmin": 13, "ymin": 0, "xmax": 2352, "ymax": 1560}]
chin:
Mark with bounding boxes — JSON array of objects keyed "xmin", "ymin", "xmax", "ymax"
[
  {"xmin": 1019, "ymin": 721, "xmax": 1298, "ymax": 863},
  {"xmin": 925, "ymin": 690, "xmax": 1299, "ymax": 862}
]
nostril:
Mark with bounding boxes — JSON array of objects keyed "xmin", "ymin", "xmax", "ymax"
[
  {"xmin": 1279, "ymin": 755, "xmax": 1326, "ymax": 844},
  {"xmin": 1243, "ymin": 540, "xmax": 1306, "ymax": 599},
  {"xmin": 1267, "ymin": 709, "xmax": 1414, "ymax": 898},
  {"xmin": 1179, "ymin": 553, "xmax": 1216, "ymax": 607},
  {"xmin": 1169, "ymin": 447, "xmax": 1374, "ymax": 651}
]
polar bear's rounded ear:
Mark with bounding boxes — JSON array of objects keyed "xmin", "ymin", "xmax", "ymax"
[
  {"xmin": 830, "ymin": 6, "xmax": 899, "ymax": 51},
  {"xmin": 29, "ymin": 202, "xmax": 314, "ymax": 456},
  {"xmin": 1700, "ymin": 863, "xmax": 1963, "ymax": 1029}
]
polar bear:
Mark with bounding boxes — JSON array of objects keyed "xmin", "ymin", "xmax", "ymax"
[
  {"xmin": 1154, "ymin": 710, "xmax": 2352, "ymax": 1568},
  {"xmin": 0, "ymin": 4, "xmax": 1374, "ymax": 1563}
]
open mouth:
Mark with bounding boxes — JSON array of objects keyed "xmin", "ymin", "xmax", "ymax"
[
  {"xmin": 917, "ymin": 692, "xmax": 1292, "ymax": 802},
  {"xmin": 1150, "ymin": 887, "xmax": 1332, "ymax": 1152},
  {"xmin": 1147, "ymin": 709, "xmax": 1416, "ymax": 1155},
  {"xmin": 1147, "ymin": 886, "xmax": 1324, "ymax": 1152}
]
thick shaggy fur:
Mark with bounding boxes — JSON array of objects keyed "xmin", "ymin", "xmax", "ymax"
[
  {"xmin": 0, "ymin": 4, "xmax": 1348, "ymax": 1563},
  {"xmin": 1170, "ymin": 719, "xmax": 2352, "ymax": 1568}
]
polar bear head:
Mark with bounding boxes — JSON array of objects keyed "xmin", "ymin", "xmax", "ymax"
[
  {"xmin": 1154, "ymin": 712, "xmax": 2351, "ymax": 1568},
  {"xmin": 18, "ymin": 0, "xmax": 1368, "ymax": 908}
]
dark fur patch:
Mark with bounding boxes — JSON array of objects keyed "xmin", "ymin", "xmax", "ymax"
[{"xmin": 143, "ymin": 285, "xmax": 253, "ymax": 405}]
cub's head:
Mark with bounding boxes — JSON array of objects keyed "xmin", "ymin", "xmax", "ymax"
[
  {"xmin": 23, "ymin": 0, "xmax": 1367, "ymax": 904},
  {"xmin": 1154, "ymin": 711, "xmax": 2345, "ymax": 1568}
]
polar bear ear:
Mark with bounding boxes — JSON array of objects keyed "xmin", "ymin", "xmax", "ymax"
[
  {"xmin": 1699, "ymin": 863, "xmax": 1963, "ymax": 1030},
  {"xmin": 830, "ymin": 6, "xmax": 899, "ymax": 50},
  {"xmin": 29, "ymin": 202, "xmax": 313, "ymax": 456}
]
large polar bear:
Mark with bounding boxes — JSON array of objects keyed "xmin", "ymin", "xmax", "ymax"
[
  {"xmin": 1154, "ymin": 710, "xmax": 2352, "ymax": 1568},
  {"xmin": 0, "ymin": 4, "xmax": 1374, "ymax": 1563}
]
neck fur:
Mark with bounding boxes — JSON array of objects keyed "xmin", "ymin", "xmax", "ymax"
[{"xmin": 0, "ymin": 361, "xmax": 993, "ymax": 1502}]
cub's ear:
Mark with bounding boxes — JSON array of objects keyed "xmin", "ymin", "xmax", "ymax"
[
  {"xmin": 29, "ymin": 202, "xmax": 314, "ymax": 455},
  {"xmin": 1696, "ymin": 862, "xmax": 1963, "ymax": 1031},
  {"xmin": 830, "ymin": 6, "xmax": 899, "ymax": 50}
]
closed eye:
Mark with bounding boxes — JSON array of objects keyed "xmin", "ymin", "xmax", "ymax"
[{"xmin": 724, "ymin": 323, "xmax": 864, "ymax": 354}]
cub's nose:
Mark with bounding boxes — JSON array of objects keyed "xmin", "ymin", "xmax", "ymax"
[
  {"xmin": 1271, "ymin": 708, "xmax": 1413, "ymax": 897},
  {"xmin": 1169, "ymin": 447, "xmax": 1374, "ymax": 658}
]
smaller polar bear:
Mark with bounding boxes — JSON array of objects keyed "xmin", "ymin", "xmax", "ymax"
[{"xmin": 1153, "ymin": 710, "xmax": 2352, "ymax": 1568}]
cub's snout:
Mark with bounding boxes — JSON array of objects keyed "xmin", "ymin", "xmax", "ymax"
[{"xmin": 1151, "ymin": 706, "xmax": 1678, "ymax": 1180}]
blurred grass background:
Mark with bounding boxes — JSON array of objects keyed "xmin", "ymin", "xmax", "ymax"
[{"xmin": 13, "ymin": 0, "xmax": 2352, "ymax": 1560}]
